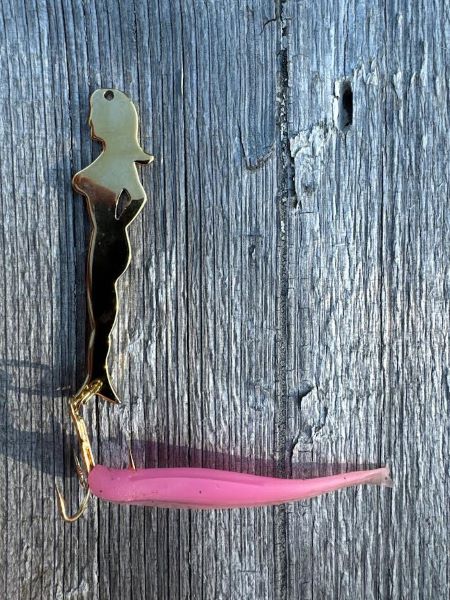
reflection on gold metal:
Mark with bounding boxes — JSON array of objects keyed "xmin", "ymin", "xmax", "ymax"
[{"xmin": 57, "ymin": 89, "xmax": 153, "ymax": 522}]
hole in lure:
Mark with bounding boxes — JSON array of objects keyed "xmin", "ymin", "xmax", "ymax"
[
  {"xmin": 335, "ymin": 80, "xmax": 353, "ymax": 132},
  {"xmin": 104, "ymin": 90, "xmax": 114, "ymax": 101},
  {"xmin": 115, "ymin": 189, "xmax": 132, "ymax": 220}
]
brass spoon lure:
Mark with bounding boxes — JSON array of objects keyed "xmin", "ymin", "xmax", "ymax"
[{"xmin": 56, "ymin": 89, "xmax": 153, "ymax": 521}]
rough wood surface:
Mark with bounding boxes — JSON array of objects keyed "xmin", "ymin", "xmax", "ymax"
[{"xmin": 0, "ymin": 1, "xmax": 448, "ymax": 599}]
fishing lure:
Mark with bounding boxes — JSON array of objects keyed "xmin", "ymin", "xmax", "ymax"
[{"xmin": 56, "ymin": 89, "xmax": 392, "ymax": 522}]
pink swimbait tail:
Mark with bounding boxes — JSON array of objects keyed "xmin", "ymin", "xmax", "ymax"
[{"xmin": 88, "ymin": 465, "xmax": 392, "ymax": 509}]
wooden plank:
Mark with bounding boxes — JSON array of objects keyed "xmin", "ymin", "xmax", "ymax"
[
  {"xmin": 0, "ymin": 0, "xmax": 448, "ymax": 599},
  {"xmin": 0, "ymin": 0, "xmax": 283, "ymax": 598},
  {"xmin": 286, "ymin": 1, "xmax": 449, "ymax": 599}
]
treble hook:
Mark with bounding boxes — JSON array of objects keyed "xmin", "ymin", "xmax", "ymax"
[{"xmin": 56, "ymin": 380, "xmax": 101, "ymax": 522}]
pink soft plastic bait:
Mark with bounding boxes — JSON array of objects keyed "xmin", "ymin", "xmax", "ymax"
[{"xmin": 88, "ymin": 465, "xmax": 392, "ymax": 509}]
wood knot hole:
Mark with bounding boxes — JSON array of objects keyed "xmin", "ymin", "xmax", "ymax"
[{"xmin": 336, "ymin": 80, "xmax": 353, "ymax": 132}]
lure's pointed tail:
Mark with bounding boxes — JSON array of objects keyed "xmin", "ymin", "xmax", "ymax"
[
  {"xmin": 88, "ymin": 465, "xmax": 393, "ymax": 509},
  {"xmin": 96, "ymin": 379, "xmax": 120, "ymax": 404},
  {"xmin": 82, "ymin": 375, "xmax": 120, "ymax": 404}
]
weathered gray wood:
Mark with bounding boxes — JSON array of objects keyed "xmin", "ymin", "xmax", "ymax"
[
  {"xmin": 285, "ymin": 1, "xmax": 449, "ymax": 599},
  {"xmin": 0, "ymin": 1, "xmax": 448, "ymax": 599}
]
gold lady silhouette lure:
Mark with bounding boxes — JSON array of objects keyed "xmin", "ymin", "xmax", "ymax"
[
  {"xmin": 56, "ymin": 89, "xmax": 153, "ymax": 520},
  {"xmin": 73, "ymin": 89, "xmax": 153, "ymax": 404}
]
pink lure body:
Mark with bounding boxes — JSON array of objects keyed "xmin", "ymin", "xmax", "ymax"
[{"xmin": 88, "ymin": 465, "xmax": 392, "ymax": 509}]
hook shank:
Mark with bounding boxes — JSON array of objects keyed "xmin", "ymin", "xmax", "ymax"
[{"xmin": 56, "ymin": 380, "xmax": 101, "ymax": 522}]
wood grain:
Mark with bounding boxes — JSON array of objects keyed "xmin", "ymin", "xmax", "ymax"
[{"xmin": 0, "ymin": 1, "xmax": 448, "ymax": 599}]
